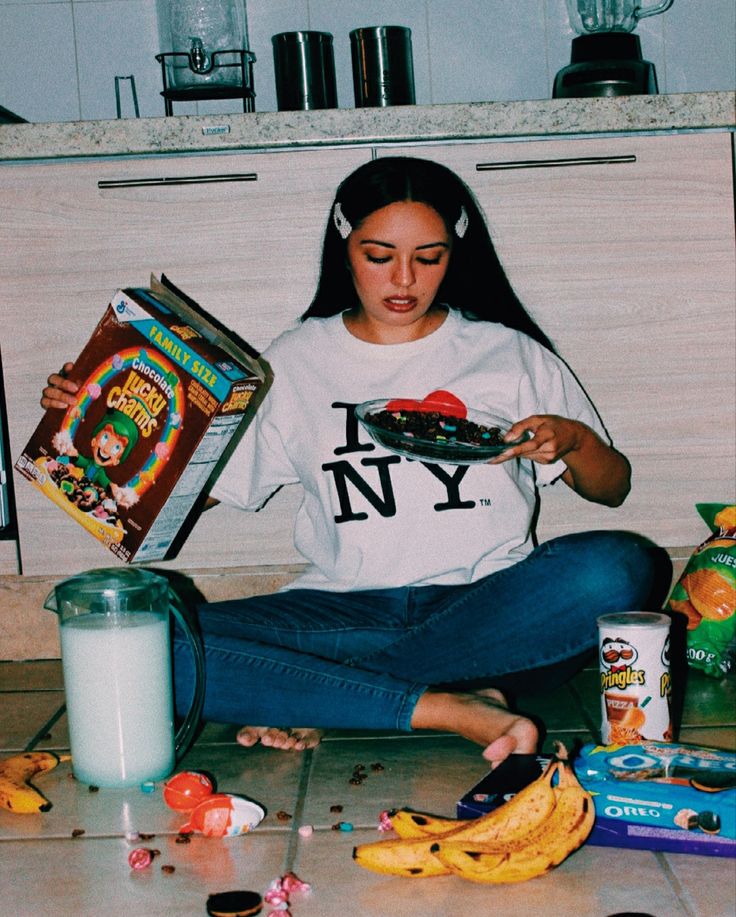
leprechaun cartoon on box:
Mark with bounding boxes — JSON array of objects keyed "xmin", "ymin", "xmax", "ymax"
[{"xmin": 50, "ymin": 409, "xmax": 140, "ymax": 510}]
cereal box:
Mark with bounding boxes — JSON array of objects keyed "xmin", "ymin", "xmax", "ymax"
[{"xmin": 15, "ymin": 275, "xmax": 267, "ymax": 563}]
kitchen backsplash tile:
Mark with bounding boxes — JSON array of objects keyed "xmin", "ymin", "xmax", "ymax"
[
  {"xmin": 429, "ymin": 0, "xmax": 550, "ymax": 104},
  {"xmin": 662, "ymin": 0, "xmax": 736, "ymax": 93},
  {"xmin": 75, "ymin": 0, "xmax": 161, "ymax": 121},
  {"xmin": 0, "ymin": 0, "xmax": 733, "ymax": 123},
  {"xmin": 246, "ymin": 0, "xmax": 310, "ymax": 114},
  {"xmin": 0, "ymin": 2, "xmax": 79, "ymax": 122}
]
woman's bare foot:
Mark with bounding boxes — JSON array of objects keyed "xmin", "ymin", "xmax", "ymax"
[
  {"xmin": 410, "ymin": 687, "xmax": 538, "ymax": 769},
  {"xmin": 236, "ymin": 726, "xmax": 324, "ymax": 751}
]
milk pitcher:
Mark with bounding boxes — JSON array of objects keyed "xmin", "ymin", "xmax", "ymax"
[{"xmin": 45, "ymin": 567, "xmax": 205, "ymax": 788}]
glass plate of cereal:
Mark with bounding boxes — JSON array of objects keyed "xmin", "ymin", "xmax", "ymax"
[{"xmin": 355, "ymin": 392, "xmax": 531, "ymax": 465}]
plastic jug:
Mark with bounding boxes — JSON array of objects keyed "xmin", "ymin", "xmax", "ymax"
[{"xmin": 45, "ymin": 567, "xmax": 205, "ymax": 788}]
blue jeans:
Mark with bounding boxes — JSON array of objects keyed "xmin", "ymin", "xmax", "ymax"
[{"xmin": 173, "ymin": 531, "xmax": 671, "ymax": 732}]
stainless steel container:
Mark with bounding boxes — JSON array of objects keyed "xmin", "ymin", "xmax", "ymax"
[
  {"xmin": 350, "ymin": 26, "xmax": 415, "ymax": 107},
  {"xmin": 272, "ymin": 31, "xmax": 337, "ymax": 111}
]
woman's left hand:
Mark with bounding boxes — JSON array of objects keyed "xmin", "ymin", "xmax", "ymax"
[
  {"xmin": 488, "ymin": 414, "xmax": 631, "ymax": 507},
  {"xmin": 488, "ymin": 414, "xmax": 583, "ymax": 466}
]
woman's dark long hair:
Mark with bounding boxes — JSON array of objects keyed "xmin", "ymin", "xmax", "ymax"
[{"xmin": 301, "ymin": 156, "xmax": 554, "ymax": 352}]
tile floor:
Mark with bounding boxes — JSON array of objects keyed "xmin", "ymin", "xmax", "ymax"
[{"xmin": 0, "ymin": 658, "xmax": 734, "ymax": 917}]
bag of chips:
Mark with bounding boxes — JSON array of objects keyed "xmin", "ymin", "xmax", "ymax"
[{"xmin": 667, "ymin": 504, "xmax": 736, "ymax": 678}]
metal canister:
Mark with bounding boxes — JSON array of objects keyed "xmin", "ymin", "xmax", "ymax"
[
  {"xmin": 597, "ymin": 611, "xmax": 672, "ymax": 744},
  {"xmin": 272, "ymin": 31, "xmax": 337, "ymax": 111},
  {"xmin": 350, "ymin": 26, "xmax": 416, "ymax": 107}
]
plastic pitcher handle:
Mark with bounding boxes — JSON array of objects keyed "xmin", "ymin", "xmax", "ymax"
[
  {"xmin": 636, "ymin": 0, "xmax": 674, "ymax": 20},
  {"xmin": 43, "ymin": 586, "xmax": 58, "ymax": 614},
  {"xmin": 168, "ymin": 590, "xmax": 206, "ymax": 761}
]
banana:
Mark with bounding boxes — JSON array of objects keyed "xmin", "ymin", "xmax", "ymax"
[
  {"xmin": 352, "ymin": 833, "xmax": 454, "ymax": 878},
  {"xmin": 432, "ymin": 790, "xmax": 593, "ymax": 883},
  {"xmin": 448, "ymin": 758, "xmax": 561, "ymax": 845},
  {"xmin": 353, "ymin": 758, "xmax": 561, "ymax": 877},
  {"xmin": 387, "ymin": 808, "xmax": 462, "ymax": 839},
  {"xmin": 431, "ymin": 755, "xmax": 595, "ymax": 884},
  {"xmin": 354, "ymin": 742, "xmax": 596, "ymax": 883},
  {"xmin": 0, "ymin": 751, "xmax": 70, "ymax": 814}
]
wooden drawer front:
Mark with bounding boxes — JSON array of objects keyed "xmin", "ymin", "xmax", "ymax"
[
  {"xmin": 381, "ymin": 134, "xmax": 736, "ymax": 548},
  {"xmin": 3, "ymin": 147, "xmax": 369, "ymax": 575}
]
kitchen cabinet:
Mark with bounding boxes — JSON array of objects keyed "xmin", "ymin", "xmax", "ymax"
[
  {"xmin": 1, "ymin": 146, "xmax": 370, "ymax": 575},
  {"xmin": 2, "ymin": 129, "xmax": 734, "ymax": 580},
  {"xmin": 381, "ymin": 133, "xmax": 736, "ymax": 548}
]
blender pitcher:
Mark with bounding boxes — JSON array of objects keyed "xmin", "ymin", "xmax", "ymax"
[
  {"xmin": 555, "ymin": 0, "xmax": 673, "ymax": 96},
  {"xmin": 45, "ymin": 567, "xmax": 205, "ymax": 788},
  {"xmin": 566, "ymin": 0, "xmax": 674, "ymax": 34}
]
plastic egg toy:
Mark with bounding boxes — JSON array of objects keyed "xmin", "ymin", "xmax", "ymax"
[
  {"xmin": 163, "ymin": 770, "xmax": 214, "ymax": 812},
  {"xmin": 179, "ymin": 793, "xmax": 265, "ymax": 838}
]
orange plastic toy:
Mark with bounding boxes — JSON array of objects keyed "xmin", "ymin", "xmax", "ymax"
[
  {"xmin": 163, "ymin": 770, "xmax": 215, "ymax": 811},
  {"xmin": 179, "ymin": 792, "xmax": 265, "ymax": 838}
]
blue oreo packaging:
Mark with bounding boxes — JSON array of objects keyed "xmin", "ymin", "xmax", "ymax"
[{"xmin": 457, "ymin": 742, "xmax": 736, "ymax": 857}]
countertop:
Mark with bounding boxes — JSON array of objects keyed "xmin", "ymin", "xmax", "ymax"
[{"xmin": 0, "ymin": 91, "xmax": 733, "ymax": 162}]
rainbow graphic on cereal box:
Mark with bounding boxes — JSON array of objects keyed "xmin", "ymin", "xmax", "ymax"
[
  {"xmin": 61, "ymin": 345, "xmax": 186, "ymax": 498},
  {"xmin": 16, "ymin": 276, "xmax": 266, "ymax": 563}
]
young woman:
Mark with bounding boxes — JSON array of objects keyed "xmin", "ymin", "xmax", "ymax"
[{"xmin": 42, "ymin": 157, "xmax": 672, "ymax": 767}]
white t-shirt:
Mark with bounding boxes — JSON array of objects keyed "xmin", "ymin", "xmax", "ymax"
[{"xmin": 211, "ymin": 309, "xmax": 609, "ymax": 591}]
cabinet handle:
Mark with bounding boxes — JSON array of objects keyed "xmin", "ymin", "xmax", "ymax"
[
  {"xmin": 475, "ymin": 155, "xmax": 636, "ymax": 171},
  {"xmin": 97, "ymin": 172, "xmax": 258, "ymax": 189}
]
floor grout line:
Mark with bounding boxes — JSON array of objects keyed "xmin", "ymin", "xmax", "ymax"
[
  {"xmin": 0, "ymin": 688, "xmax": 64, "ymax": 694},
  {"xmin": 568, "ymin": 680, "xmax": 602, "ymax": 743},
  {"xmin": 655, "ymin": 852, "xmax": 698, "ymax": 917},
  {"xmin": 283, "ymin": 747, "xmax": 317, "ymax": 871}
]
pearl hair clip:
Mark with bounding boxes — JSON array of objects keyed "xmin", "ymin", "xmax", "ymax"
[
  {"xmin": 333, "ymin": 202, "xmax": 352, "ymax": 239},
  {"xmin": 455, "ymin": 205, "xmax": 469, "ymax": 239},
  {"xmin": 334, "ymin": 200, "xmax": 467, "ymax": 239}
]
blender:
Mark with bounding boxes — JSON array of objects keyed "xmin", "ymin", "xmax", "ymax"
[{"xmin": 554, "ymin": 0, "xmax": 674, "ymax": 98}]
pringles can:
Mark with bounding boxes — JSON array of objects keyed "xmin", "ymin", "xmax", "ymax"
[{"xmin": 597, "ymin": 611, "xmax": 672, "ymax": 744}]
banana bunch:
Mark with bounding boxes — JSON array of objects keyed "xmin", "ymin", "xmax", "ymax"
[
  {"xmin": 353, "ymin": 742, "xmax": 594, "ymax": 884},
  {"xmin": 0, "ymin": 751, "xmax": 69, "ymax": 814}
]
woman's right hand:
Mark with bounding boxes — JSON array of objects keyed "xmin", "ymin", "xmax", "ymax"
[{"xmin": 41, "ymin": 362, "xmax": 79, "ymax": 410}]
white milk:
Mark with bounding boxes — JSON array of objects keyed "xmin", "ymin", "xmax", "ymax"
[{"xmin": 60, "ymin": 612, "xmax": 175, "ymax": 787}]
